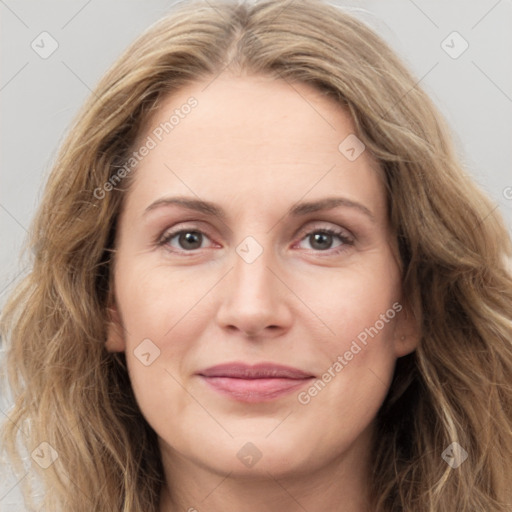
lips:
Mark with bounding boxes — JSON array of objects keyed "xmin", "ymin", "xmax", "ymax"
[
  {"xmin": 197, "ymin": 362, "xmax": 315, "ymax": 403},
  {"xmin": 198, "ymin": 362, "xmax": 314, "ymax": 379}
]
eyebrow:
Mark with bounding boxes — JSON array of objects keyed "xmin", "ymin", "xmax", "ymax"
[{"xmin": 144, "ymin": 195, "xmax": 375, "ymax": 222}]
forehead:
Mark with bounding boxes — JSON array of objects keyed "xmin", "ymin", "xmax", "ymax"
[{"xmin": 124, "ymin": 74, "xmax": 386, "ymax": 220}]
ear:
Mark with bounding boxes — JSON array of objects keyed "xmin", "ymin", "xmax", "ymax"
[
  {"xmin": 392, "ymin": 300, "xmax": 421, "ymax": 358},
  {"xmin": 105, "ymin": 305, "xmax": 126, "ymax": 352}
]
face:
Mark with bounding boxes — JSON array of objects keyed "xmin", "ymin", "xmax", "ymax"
[{"xmin": 107, "ymin": 73, "xmax": 418, "ymax": 480}]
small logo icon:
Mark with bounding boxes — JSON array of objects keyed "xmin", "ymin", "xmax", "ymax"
[
  {"xmin": 134, "ymin": 338, "xmax": 160, "ymax": 366},
  {"xmin": 441, "ymin": 31, "xmax": 469, "ymax": 59},
  {"xmin": 31, "ymin": 441, "xmax": 59, "ymax": 469},
  {"xmin": 236, "ymin": 236, "xmax": 263, "ymax": 264},
  {"xmin": 237, "ymin": 442, "xmax": 263, "ymax": 468},
  {"xmin": 31, "ymin": 31, "xmax": 59, "ymax": 59},
  {"xmin": 338, "ymin": 134, "xmax": 365, "ymax": 161},
  {"xmin": 441, "ymin": 441, "xmax": 468, "ymax": 468}
]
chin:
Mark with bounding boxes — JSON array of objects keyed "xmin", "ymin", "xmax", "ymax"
[{"xmin": 189, "ymin": 432, "xmax": 321, "ymax": 478}]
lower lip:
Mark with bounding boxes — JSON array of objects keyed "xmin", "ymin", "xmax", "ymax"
[{"xmin": 199, "ymin": 376, "xmax": 313, "ymax": 402}]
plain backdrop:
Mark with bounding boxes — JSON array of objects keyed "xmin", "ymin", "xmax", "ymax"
[{"xmin": 1, "ymin": 0, "xmax": 511, "ymax": 509}]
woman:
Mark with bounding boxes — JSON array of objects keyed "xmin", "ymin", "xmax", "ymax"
[{"xmin": 2, "ymin": 0, "xmax": 511, "ymax": 510}]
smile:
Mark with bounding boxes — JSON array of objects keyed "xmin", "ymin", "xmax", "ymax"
[{"xmin": 197, "ymin": 362, "xmax": 315, "ymax": 403}]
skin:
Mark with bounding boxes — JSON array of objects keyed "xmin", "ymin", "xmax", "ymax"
[{"xmin": 106, "ymin": 72, "xmax": 419, "ymax": 512}]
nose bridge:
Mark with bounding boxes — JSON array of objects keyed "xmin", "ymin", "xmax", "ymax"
[
  {"xmin": 215, "ymin": 234, "xmax": 292, "ymax": 336},
  {"xmin": 230, "ymin": 236, "xmax": 278, "ymax": 304}
]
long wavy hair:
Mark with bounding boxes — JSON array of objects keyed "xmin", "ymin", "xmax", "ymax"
[{"xmin": 2, "ymin": 0, "xmax": 511, "ymax": 510}]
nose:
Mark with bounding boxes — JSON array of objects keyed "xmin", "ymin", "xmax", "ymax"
[{"xmin": 215, "ymin": 244, "xmax": 293, "ymax": 339}]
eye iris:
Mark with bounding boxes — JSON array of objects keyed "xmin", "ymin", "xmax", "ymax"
[
  {"xmin": 179, "ymin": 231, "xmax": 202, "ymax": 250},
  {"xmin": 310, "ymin": 232, "xmax": 332, "ymax": 250},
  {"xmin": 171, "ymin": 231, "xmax": 340, "ymax": 251}
]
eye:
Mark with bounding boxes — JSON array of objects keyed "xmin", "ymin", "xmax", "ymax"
[
  {"xmin": 296, "ymin": 228, "xmax": 353, "ymax": 254},
  {"xmin": 158, "ymin": 229, "xmax": 213, "ymax": 252},
  {"xmin": 157, "ymin": 225, "xmax": 354, "ymax": 256}
]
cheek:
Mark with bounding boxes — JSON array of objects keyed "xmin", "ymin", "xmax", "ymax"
[
  {"xmin": 317, "ymin": 262, "xmax": 401, "ymax": 353},
  {"xmin": 115, "ymin": 258, "xmax": 214, "ymax": 342},
  {"xmin": 114, "ymin": 258, "xmax": 225, "ymax": 420},
  {"xmin": 298, "ymin": 263, "xmax": 401, "ymax": 420},
  {"xmin": 295, "ymin": 311, "xmax": 398, "ymax": 456}
]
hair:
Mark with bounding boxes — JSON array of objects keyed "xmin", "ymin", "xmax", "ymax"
[{"xmin": 2, "ymin": 0, "xmax": 512, "ymax": 510}]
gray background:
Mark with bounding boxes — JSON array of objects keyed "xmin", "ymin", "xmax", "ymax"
[{"xmin": 1, "ymin": 0, "xmax": 511, "ymax": 509}]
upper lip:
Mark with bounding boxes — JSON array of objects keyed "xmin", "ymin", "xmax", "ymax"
[{"xmin": 197, "ymin": 362, "xmax": 314, "ymax": 379}]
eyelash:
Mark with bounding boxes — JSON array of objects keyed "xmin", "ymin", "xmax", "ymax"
[{"xmin": 156, "ymin": 225, "xmax": 354, "ymax": 257}]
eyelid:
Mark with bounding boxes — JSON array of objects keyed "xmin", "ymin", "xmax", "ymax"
[
  {"xmin": 157, "ymin": 225, "xmax": 216, "ymax": 250},
  {"xmin": 156, "ymin": 220, "xmax": 212, "ymax": 242},
  {"xmin": 293, "ymin": 220, "xmax": 353, "ymax": 241},
  {"xmin": 157, "ymin": 220, "xmax": 355, "ymax": 254}
]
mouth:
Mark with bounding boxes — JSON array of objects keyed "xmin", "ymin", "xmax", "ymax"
[{"xmin": 197, "ymin": 362, "xmax": 315, "ymax": 403}]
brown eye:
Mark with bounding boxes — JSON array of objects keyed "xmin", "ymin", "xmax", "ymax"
[
  {"xmin": 160, "ymin": 230, "xmax": 209, "ymax": 251},
  {"xmin": 177, "ymin": 231, "xmax": 203, "ymax": 250},
  {"xmin": 308, "ymin": 232, "xmax": 335, "ymax": 250},
  {"xmin": 297, "ymin": 228, "xmax": 353, "ymax": 253}
]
